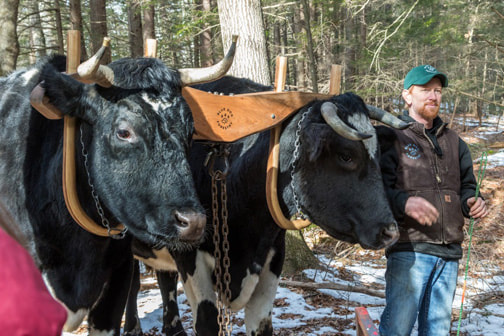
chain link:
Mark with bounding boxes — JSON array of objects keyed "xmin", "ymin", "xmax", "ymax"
[
  {"xmin": 208, "ymin": 144, "xmax": 233, "ymax": 336},
  {"xmin": 290, "ymin": 107, "xmax": 311, "ymax": 220},
  {"xmin": 79, "ymin": 125, "xmax": 128, "ymax": 239}
]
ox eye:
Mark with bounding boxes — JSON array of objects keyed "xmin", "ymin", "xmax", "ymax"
[
  {"xmin": 116, "ymin": 128, "xmax": 137, "ymax": 143},
  {"xmin": 339, "ymin": 154, "xmax": 353, "ymax": 163}
]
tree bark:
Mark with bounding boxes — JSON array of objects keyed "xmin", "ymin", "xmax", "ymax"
[
  {"xmin": 128, "ymin": 0, "xmax": 143, "ymax": 58},
  {"xmin": 282, "ymin": 230, "xmax": 320, "ymax": 277},
  {"xmin": 70, "ymin": 0, "xmax": 88, "ymax": 59},
  {"xmin": 300, "ymin": 0, "xmax": 318, "ymax": 92},
  {"xmin": 217, "ymin": 0, "xmax": 270, "ymax": 85},
  {"xmin": 198, "ymin": 0, "xmax": 213, "ymax": 67},
  {"xmin": 0, "ymin": 0, "xmax": 19, "ymax": 74},
  {"xmin": 142, "ymin": 2, "xmax": 155, "ymax": 41},
  {"xmin": 29, "ymin": 0, "xmax": 46, "ymax": 63},
  {"xmin": 89, "ymin": 0, "xmax": 110, "ymax": 63},
  {"xmin": 53, "ymin": 0, "xmax": 65, "ymax": 54}
]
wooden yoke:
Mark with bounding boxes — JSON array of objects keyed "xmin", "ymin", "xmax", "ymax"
[
  {"xmin": 62, "ymin": 31, "xmax": 124, "ymax": 237},
  {"xmin": 182, "ymin": 88, "xmax": 330, "ymax": 142},
  {"xmin": 265, "ymin": 57, "xmax": 311, "ymax": 230}
]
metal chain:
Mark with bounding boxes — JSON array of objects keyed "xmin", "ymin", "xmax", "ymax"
[
  {"xmin": 289, "ymin": 107, "xmax": 311, "ymax": 220},
  {"xmin": 79, "ymin": 125, "xmax": 128, "ymax": 239},
  {"xmin": 208, "ymin": 144, "xmax": 233, "ymax": 336}
]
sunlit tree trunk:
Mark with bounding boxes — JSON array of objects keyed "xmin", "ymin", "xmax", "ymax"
[
  {"xmin": 89, "ymin": 0, "xmax": 110, "ymax": 63},
  {"xmin": 0, "ymin": 0, "xmax": 19, "ymax": 74},
  {"xmin": 29, "ymin": 0, "xmax": 46, "ymax": 63},
  {"xmin": 142, "ymin": 2, "xmax": 155, "ymax": 41},
  {"xmin": 70, "ymin": 0, "xmax": 88, "ymax": 59},
  {"xmin": 128, "ymin": 0, "xmax": 143, "ymax": 57},
  {"xmin": 217, "ymin": 0, "xmax": 270, "ymax": 85}
]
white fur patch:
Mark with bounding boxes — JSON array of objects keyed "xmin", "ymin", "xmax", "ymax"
[
  {"xmin": 244, "ymin": 250, "xmax": 279, "ymax": 335},
  {"xmin": 63, "ymin": 308, "xmax": 88, "ymax": 332},
  {"xmin": 141, "ymin": 92, "xmax": 173, "ymax": 112},
  {"xmin": 135, "ymin": 247, "xmax": 177, "ymax": 271},
  {"xmin": 89, "ymin": 329, "xmax": 115, "ymax": 336},
  {"xmin": 21, "ymin": 69, "xmax": 39, "ymax": 86},
  {"xmin": 347, "ymin": 113, "xmax": 377, "ymax": 159},
  {"xmin": 183, "ymin": 250, "xmax": 216, "ymax": 328}
]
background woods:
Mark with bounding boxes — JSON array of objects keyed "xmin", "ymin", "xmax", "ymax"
[{"xmin": 2, "ymin": 0, "xmax": 503, "ymax": 120}]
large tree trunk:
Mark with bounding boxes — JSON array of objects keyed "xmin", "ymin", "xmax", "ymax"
[
  {"xmin": 282, "ymin": 230, "xmax": 320, "ymax": 277},
  {"xmin": 29, "ymin": 0, "xmax": 46, "ymax": 63},
  {"xmin": 53, "ymin": 0, "xmax": 65, "ymax": 54},
  {"xmin": 142, "ymin": 2, "xmax": 155, "ymax": 41},
  {"xmin": 89, "ymin": 0, "xmax": 110, "ymax": 63},
  {"xmin": 216, "ymin": 0, "xmax": 270, "ymax": 85},
  {"xmin": 128, "ymin": 0, "xmax": 143, "ymax": 57},
  {"xmin": 69, "ymin": 0, "xmax": 88, "ymax": 59},
  {"xmin": 198, "ymin": 0, "xmax": 213, "ymax": 67},
  {"xmin": 300, "ymin": 0, "xmax": 318, "ymax": 93},
  {"xmin": 0, "ymin": 0, "xmax": 19, "ymax": 75}
]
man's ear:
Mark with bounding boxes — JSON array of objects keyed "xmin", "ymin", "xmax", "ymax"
[{"xmin": 402, "ymin": 88, "xmax": 412, "ymax": 106}]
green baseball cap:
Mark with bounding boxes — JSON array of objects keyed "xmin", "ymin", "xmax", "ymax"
[{"xmin": 403, "ymin": 65, "xmax": 448, "ymax": 89}]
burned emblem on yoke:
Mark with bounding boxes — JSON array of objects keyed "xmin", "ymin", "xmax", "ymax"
[
  {"xmin": 217, "ymin": 107, "xmax": 233, "ymax": 130},
  {"xmin": 404, "ymin": 143, "xmax": 421, "ymax": 159}
]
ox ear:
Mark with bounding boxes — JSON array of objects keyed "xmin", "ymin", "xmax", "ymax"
[
  {"xmin": 303, "ymin": 123, "xmax": 333, "ymax": 162},
  {"xmin": 375, "ymin": 125, "xmax": 397, "ymax": 155},
  {"xmin": 40, "ymin": 63, "xmax": 98, "ymax": 123}
]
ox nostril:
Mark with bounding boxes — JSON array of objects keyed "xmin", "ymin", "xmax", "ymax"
[
  {"xmin": 381, "ymin": 222, "xmax": 399, "ymax": 247},
  {"xmin": 174, "ymin": 210, "xmax": 207, "ymax": 242}
]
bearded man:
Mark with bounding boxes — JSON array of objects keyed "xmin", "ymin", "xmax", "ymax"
[{"xmin": 378, "ymin": 65, "xmax": 487, "ymax": 336}]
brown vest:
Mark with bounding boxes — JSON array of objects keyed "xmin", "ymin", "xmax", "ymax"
[{"xmin": 393, "ymin": 122, "xmax": 465, "ymax": 244}]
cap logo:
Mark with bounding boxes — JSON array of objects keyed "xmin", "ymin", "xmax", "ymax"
[{"xmin": 424, "ymin": 65, "xmax": 437, "ymax": 73}]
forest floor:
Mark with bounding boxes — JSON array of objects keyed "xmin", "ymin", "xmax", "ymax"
[{"xmin": 65, "ymin": 115, "xmax": 504, "ymax": 336}]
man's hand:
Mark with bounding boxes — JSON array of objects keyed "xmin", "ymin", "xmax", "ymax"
[
  {"xmin": 467, "ymin": 197, "xmax": 488, "ymax": 219},
  {"xmin": 405, "ymin": 196, "xmax": 439, "ymax": 226}
]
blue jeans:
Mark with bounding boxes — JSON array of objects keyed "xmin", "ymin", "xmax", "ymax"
[{"xmin": 379, "ymin": 251, "xmax": 459, "ymax": 336}]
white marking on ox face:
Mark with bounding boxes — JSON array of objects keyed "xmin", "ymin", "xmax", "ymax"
[
  {"xmin": 141, "ymin": 92, "xmax": 173, "ymax": 112},
  {"xmin": 229, "ymin": 249, "xmax": 275, "ymax": 312},
  {"xmin": 135, "ymin": 247, "xmax": 177, "ymax": 271},
  {"xmin": 347, "ymin": 113, "xmax": 377, "ymax": 159},
  {"xmin": 21, "ymin": 68, "xmax": 39, "ymax": 86}
]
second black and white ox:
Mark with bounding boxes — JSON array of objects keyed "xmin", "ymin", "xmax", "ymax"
[
  {"xmin": 132, "ymin": 76, "xmax": 405, "ymax": 336},
  {"xmin": 0, "ymin": 46, "xmax": 235, "ymax": 335}
]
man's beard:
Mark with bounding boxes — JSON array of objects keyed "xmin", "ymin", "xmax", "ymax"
[{"xmin": 417, "ymin": 103, "xmax": 439, "ymax": 121}]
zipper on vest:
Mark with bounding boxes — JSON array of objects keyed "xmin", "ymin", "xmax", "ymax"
[{"xmin": 423, "ymin": 128, "xmax": 442, "ymax": 184}]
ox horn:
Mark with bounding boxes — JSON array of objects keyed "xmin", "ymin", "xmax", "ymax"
[
  {"xmin": 366, "ymin": 105, "xmax": 410, "ymax": 129},
  {"xmin": 76, "ymin": 37, "xmax": 115, "ymax": 88},
  {"xmin": 321, "ymin": 102, "xmax": 372, "ymax": 141},
  {"xmin": 178, "ymin": 35, "xmax": 238, "ymax": 86}
]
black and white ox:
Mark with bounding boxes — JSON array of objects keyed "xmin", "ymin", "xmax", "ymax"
[
  {"xmin": 130, "ymin": 76, "xmax": 406, "ymax": 336},
  {"xmin": 0, "ymin": 45, "xmax": 235, "ymax": 335}
]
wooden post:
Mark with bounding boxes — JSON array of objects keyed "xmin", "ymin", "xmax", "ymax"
[
  {"xmin": 355, "ymin": 307, "xmax": 380, "ymax": 336},
  {"xmin": 329, "ymin": 64, "xmax": 342, "ymax": 95},
  {"xmin": 144, "ymin": 39, "xmax": 157, "ymax": 58},
  {"xmin": 67, "ymin": 30, "xmax": 81, "ymax": 73}
]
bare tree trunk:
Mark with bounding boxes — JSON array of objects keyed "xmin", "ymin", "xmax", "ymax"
[
  {"xmin": 128, "ymin": 0, "xmax": 143, "ymax": 58},
  {"xmin": 197, "ymin": 0, "xmax": 213, "ymax": 67},
  {"xmin": 292, "ymin": 5, "xmax": 305, "ymax": 90},
  {"xmin": 300, "ymin": 0, "xmax": 318, "ymax": 92},
  {"xmin": 70, "ymin": 0, "xmax": 88, "ymax": 59},
  {"xmin": 0, "ymin": 0, "xmax": 19, "ymax": 74},
  {"xmin": 53, "ymin": 0, "xmax": 65, "ymax": 54},
  {"xmin": 217, "ymin": 0, "xmax": 270, "ymax": 85},
  {"xmin": 89, "ymin": 0, "xmax": 110, "ymax": 63},
  {"xmin": 142, "ymin": 2, "xmax": 155, "ymax": 41},
  {"xmin": 29, "ymin": 0, "xmax": 47, "ymax": 63}
]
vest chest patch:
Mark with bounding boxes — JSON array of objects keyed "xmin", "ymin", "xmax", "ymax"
[{"xmin": 404, "ymin": 143, "xmax": 421, "ymax": 159}]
